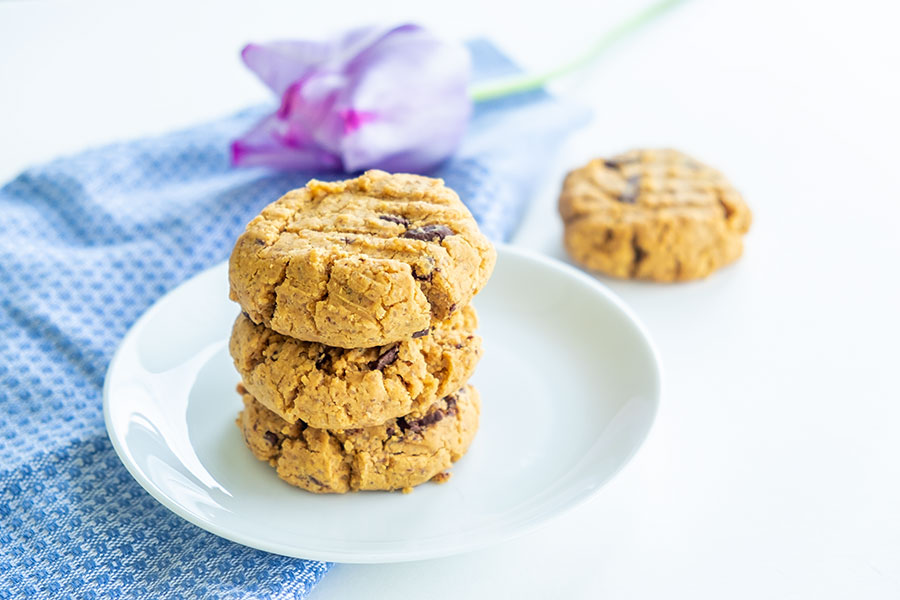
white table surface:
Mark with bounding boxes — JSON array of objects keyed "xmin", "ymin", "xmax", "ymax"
[{"xmin": 3, "ymin": 1, "xmax": 899, "ymax": 598}]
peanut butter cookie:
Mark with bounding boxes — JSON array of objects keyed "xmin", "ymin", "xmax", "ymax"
[
  {"xmin": 236, "ymin": 383, "xmax": 480, "ymax": 493},
  {"xmin": 559, "ymin": 149, "xmax": 751, "ymax": 281},
  {"xmin": 230, "ymin": 305, "xmax": 481, "ymax": 430},
  {"xmin": 229, "ymin": 170, "xmax": 496, "ymax": 348}
]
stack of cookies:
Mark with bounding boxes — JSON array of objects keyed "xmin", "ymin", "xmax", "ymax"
[{"xmin": 228, "ymin": 170, "xmax": 496, "ymax": 493}]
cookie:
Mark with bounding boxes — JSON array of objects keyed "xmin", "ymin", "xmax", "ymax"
[
  {"xmin": 229, "ymin": 304, "xmax": 482, "ymax": 429},
  {"xmin": 559, "ymin": 149, "xmax": 752, "ymax": 281},
  {"xmin": 229, "ymin": 170, "xmax": 496, "ymax": 348},
  {"xmin": 236, "ymin": 383, "xmax": 480, "ymax": 493}
]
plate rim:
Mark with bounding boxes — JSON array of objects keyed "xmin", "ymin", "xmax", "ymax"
[{"xmin": 103, "ymin": 243, "xmax": 662, "ymax": 563}]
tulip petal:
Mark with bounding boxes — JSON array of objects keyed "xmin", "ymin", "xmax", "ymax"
[
  {"xmin": 240, "ymin": 27, "xmax": 386, "ymax": 96},
  {"xmin": 337, "ymin": 26, "xmax": 472, "ymax": 172},
  {"xmin": 233, "ymin": 24, "xmax": 472, "ymax": 173},
  {"xmin": 241, "ymin": 42, "xmax": 331, "ymax": 97},
  {"xmin": 230, "ymin": 113, "xmax": 341, "ymax": 170}
]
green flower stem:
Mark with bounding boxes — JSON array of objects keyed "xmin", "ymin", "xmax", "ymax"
[{"xmin": 469, "ymin": 0, "xmax": 689, "ymax": 102}]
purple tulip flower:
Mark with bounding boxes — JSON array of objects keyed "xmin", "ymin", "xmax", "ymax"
[{"xmin": 231, "ymin": 24, "xmax": 472, "ymax": 173}]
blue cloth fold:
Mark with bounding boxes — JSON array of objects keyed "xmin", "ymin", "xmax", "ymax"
[{"xmin": 0, "ymin": 40, "xmax": 588, "ymax": 599}]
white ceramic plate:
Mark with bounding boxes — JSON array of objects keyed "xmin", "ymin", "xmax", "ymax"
[{"xmin": 104, "ymin": 244, "xmax": 661, "ymax": 563}]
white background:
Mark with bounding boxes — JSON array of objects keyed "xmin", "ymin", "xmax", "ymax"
[{"xmin": 2, "ymin": 1, "xmax": 899, "ymax": 598}]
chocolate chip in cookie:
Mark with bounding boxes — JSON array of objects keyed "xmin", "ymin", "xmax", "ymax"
[
  {"xmin": 401, "ymin": 224, "xmax": 454, "ymax": 242},
  {"xmin": 378, "ymin": 214, "xmax": 410, "ymax": 227},
  {"xmin": 618, "ymin": 176, "xmax": 641, "ymax": 204},
  {"xmin": 369, "ymin": 344, "xmax": 400, "ymax": 371}
]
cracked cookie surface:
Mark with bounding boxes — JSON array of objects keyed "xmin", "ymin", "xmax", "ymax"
[
  {"xmin": 559, "ymin": 149, "xmax": 752, "ymax": 281},
  {"xmin": 229, "ymin": 170, "xmax": 496, "ymax": 348},
  {"xmin": 236, "ymin": 383, "xmax": 480, "ymax": 493},
  {"xmin": 230, "ymin": 305, "xmax": 482, "ymax": 429}
]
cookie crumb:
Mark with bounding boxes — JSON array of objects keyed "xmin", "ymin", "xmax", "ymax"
[
  {"xmin": 431, "ymin": 471, "xmax": 452, "ymax": 484},
  {"xmin": 401, "ymin": 486, "xmax": 414, "ymax": 494}
]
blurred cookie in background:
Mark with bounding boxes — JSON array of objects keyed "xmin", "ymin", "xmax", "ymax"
[{"xmin": 559, "ymin": 149, "xmax": 751, "ymax": 281}]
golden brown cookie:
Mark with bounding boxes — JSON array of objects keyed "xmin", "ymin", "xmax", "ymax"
[
  {"xmin": 236, "ymin": 383, "xmax": 480, "ymax": 494},
  {"xmin": 229, "ymin": 305, "xmax": 482, "ymax": 429},
  {"xmin": 559, "ymin": 149, "xmax": 752, "ymax": 281},
  {"xmin": 229, "ymin": 170, "xmax": 496, "ymax": 348}
]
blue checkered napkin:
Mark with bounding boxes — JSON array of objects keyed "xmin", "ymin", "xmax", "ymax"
[{"xmin": 0, "ymin": 40, "xmax": 588, "ymax": 599}]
